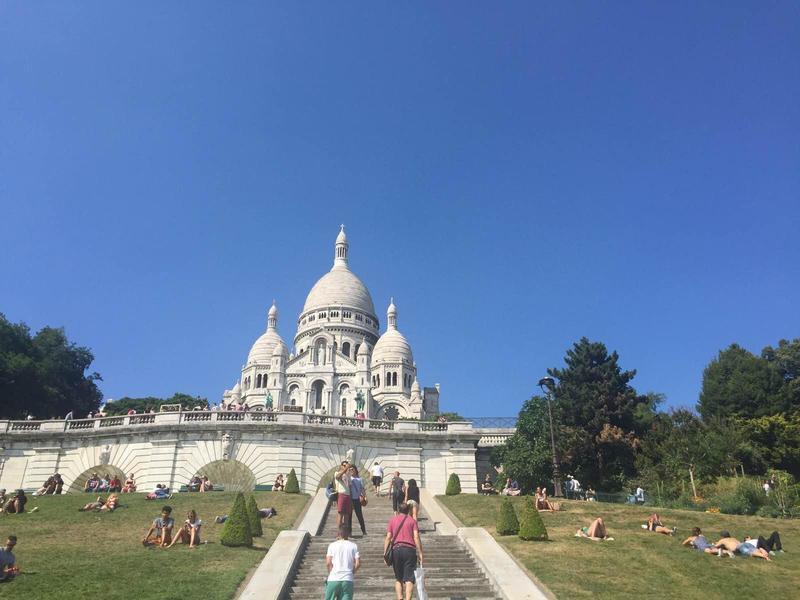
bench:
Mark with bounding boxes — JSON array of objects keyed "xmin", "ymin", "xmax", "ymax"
[
  {"xmin": 254, "ymin": 484, "xmax": 273, "ymax": 491},
  {"xmin": 178, "ymin": 485, "xmax": 226, "ymax": 493}
]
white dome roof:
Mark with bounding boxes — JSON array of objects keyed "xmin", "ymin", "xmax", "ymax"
[
  {"xmin": 371, "ymin": 329, "xmax": 413, "ymax": 366},
  {"xmin": 247, "ymin": 329, "xmax": 284, "ymax": 364},
  {"xmin": 271, "ymin": 339, "xmax": 288, "ymax": 357},
  {"xmin": 303, "ymin": 266, "xmax": 375, "ymax": 315}
]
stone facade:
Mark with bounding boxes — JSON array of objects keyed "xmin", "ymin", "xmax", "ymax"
[{"xmin": 222, "ymin": 226, "xmax": 440, "ymax": 420}]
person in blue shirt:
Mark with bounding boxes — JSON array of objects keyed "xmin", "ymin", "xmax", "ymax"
[
  {"xmin": 349, "ymin": 465, "xmax": 367, "ymax": 536},
  {"xmin": 0, "ymin": 536, "xmax": 18, "ymax": 582}
]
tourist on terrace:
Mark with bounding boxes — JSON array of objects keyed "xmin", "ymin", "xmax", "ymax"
[
  {"xmin": 168, "ymin": 509, "xmax": 202, "ymax": 549},
  {"xmin": 384, "ymin": 502, "xmax": 424, "ymax": 600},
  {"xmin": 575, "ymin": 517, "xmax": 613, "ymax": 540},
  {"xmin": 326, "ymin": 524, "xmax": 361, "ymax": 600},
  {"xmin": 389, "ymin": 471, "xmax": 405, "ymax": 514},
  {"xmin": 200, "ymin": 476, "xmax": 213, "ymax": 492},
  {"xmin": 502, "ymin": 477, "xmax": 521, "ymax": 496},
  {"xmin": 3, "ymin": 490, "xmax": 27, "ymax": 514},
  {"xmin": 349, "ymin": 466, "xmax": 367, "ymax": 536},
  {"xmin": 273, "ymin": 474, "xmax": 285, "ymax": 491},
  {"xmin": 122, "ymin": 473, "xmax": 137, "ymax": 493},
  {"xmin": 370, "ymin": 462, "xmax": 384, "ymax": 496},
  {"xmin": 0, "ymin": 536, "xmax": 18, "ymax": 582},
  {"xmin": 142, "ymin": 506, "xmax": 174, "ymax": 547}
]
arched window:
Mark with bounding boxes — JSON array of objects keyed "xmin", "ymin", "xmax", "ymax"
[
  {"xmin": 377, "ymin": 374, "xmax": 381, "ymax": 388},
  {"xmin": 256, "ymin": 374, "xmax": 262, "ymax": 388},
  {"xmin": 342, "ymin": 342, "xmax": 351, "ymax": 357},
  {"xmin": 341, "ymin": 399, "xmax": 347, "ymax": 416},
  {"xmin": 289, "ymin": 384, "xmax": 300, "ymax": 406},
  {"xmin": 393, "ymin": 372, "xmax": 398, "ymax": 386},
  {"xmin": 312, "ymin": 380, "xmax": 325, "ymax": 410}
]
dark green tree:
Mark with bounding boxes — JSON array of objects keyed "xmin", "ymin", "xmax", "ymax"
[
  {"xmin": 105, "ymin": 393, "xmax": 208, "ymax": 415},
  {"xmin": 446, "ymin": 473, "xmax": 461, "ymax": 495},
  {"xmin": 220, "ymin": 492, "xmax": 252, "ymax": 547},
  {"xmin": 0, "ymin": 314, "xmax": 102, "ymax": 419},
  {"xmin": 246, "ymin": 494, "xmax": 263, "ymax": 537},
  {"xmin": 493, "ymin": 396, "xmax": 553, "ymax": 492},
  {"xmin": 518, "ymin": 497, "xmax": 548, "ymax": 541},
  {"xmin": 285, "ymin": 468, "xmax": 300, "ymax": 494},
  {"xmin": 495, "ymin": 497, "xmax": 519, "ymax": 535},
  {"xmin": 548, "ymin": 337, "xmax": 648, "ymax": 490},
  {"xmin": 699, "ymin": 344, "xmax": 787, "ymax": 420}
]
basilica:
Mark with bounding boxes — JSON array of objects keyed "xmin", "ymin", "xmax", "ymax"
[{"xmin": 221, "ymin": 226, "xmax": 440, "ymax": 420}]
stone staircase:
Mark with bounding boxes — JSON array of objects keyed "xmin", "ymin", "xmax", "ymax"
[{"xmin": 287, "ymin": 493, "xmax": 502, "ymax": 599}]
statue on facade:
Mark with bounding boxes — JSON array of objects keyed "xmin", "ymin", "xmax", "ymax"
[
  {"xmin": 221, "ymin": 433, "xmax": 234, "ymax": 461},
  {"xmin": 345, "ymin": 448, "xmax": 355, "ymax": 464},
  {"xmin": 99, "ymin": 444, "xmax": 112, "ymax": 465},
  {"xmin": 265, "ymin": 392, "xmax": 273, "ymax": 410},
  {"xmin": 355, "ymin": 391, "xmax": 365, "ymax": 412}
]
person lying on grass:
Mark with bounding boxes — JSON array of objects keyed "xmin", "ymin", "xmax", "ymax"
[
  {"xmin": 168, "ymin": 510, "xmax": 202, "ymax": 549},
  {"xmin": 743, "ymin": 531, "xmax": 784, "ymax": 555},
  {"xmin": 214, "ymin": 507, "xmax": 277, "ymax": 523},
  {"xmin": 642, "ymin": 513, "xmax": 676, "ymax": 536},
  {"xmin": 79, "ymin": 496, "xmax": 105, "ymax": 511},
  {"xmin": 735, "ymin": 535, "xmax": 772, "ymax": 561},
  {"xmin": 680, "ymin": 527, "xmax": 730, "ymax": 555},
  {"xmin": 146, "ymin": 484, "xmax": 172, "ymax": 500},
  {"xmin": 710, "ymin": 532, "xmax": 743, "ymax": 558},
  {"xmin": 143, "ymin": 506, "xmax": 175, "ymax": 548},
  {"xmin": 575, "ymin": 517, "xmax": 614, "ymax": 540},
  {"xmin": 0, "ymin": 536, "xmax": 19, "ymax": 582}
]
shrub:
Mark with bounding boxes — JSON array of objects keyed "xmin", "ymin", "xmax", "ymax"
[
  {"xmin": 518, "ymin": 497, "xmax": 548, "ymax": 541},
  {"xmin": 220, "ymin": 492, "xmax": 253, "ymax": 547},
  {"xmin": 446, "ymin": 473, "xmax": 461, "ymax": 496},
  {"xmin": 285, "ymin": 468, "xmax": 300, "ymax": 494},
  {"xmin": 496, "ymin": 497, "xmax": 519, "ymax": 535},
  {"xmin": 246, "ymin": 494, "xmax": 263, "ymax": 537}
]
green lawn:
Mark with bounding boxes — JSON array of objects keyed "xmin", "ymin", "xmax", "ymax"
[
  {"xmin": 0, "ymin": 491, "xmax": 308, "ymax": 599},
  {"xmin": 438, "ymin": 495, "xmax": 800, "ymax": 599}
]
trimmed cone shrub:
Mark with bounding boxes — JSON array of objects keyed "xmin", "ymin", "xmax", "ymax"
[
  {"xmin": 220, "ymin": 492, "xmax": 253, "ymax": 547},
  {"xmin": 446, "ymin": 473, "xmax": 461, "ymax": 495},
  {"xmin": 285, "ymin": 468, "xmax": 300, "ymax": 494},
  {"xmin": 496, "ymin": 497, "xmax": 520, "ymax": 535},
  {"xmin": 518, "ymin": 497, "xmax": 548, "ymax": 541},
  {"xmin": 246, "ymin": 494, "xmax": 263, "ymax": 537}
]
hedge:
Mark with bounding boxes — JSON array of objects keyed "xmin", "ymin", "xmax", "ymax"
[
  {"xmin": 496, "ymin": 497, "xmax": 520, "ymax": 535},
  {"xmin": 446, "ymin": 473, "xmax": 461, "ymax": 495},
  {"xmin": 518, "ymin": 496, "xmax": 548, "ymax": 541},
  {"xmin": 220, "ymin": 492, "xmax": 253, "ymax": 547},
  {"xmin": 285, "ymin": 468, "xmax": 300, "ymax": 494},
  {"xmin": 247, "ymin": 494, "xmax": 263, "ymax": 537}
]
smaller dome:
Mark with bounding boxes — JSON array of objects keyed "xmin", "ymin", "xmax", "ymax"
[
  {"xmin": 231, "ymin": 382, "xmax": 241, "ymax": 397},
  {"xmin": 247, "ymin": 329, "xmax": 284, "ymax": 364},
  {"xmin": 357, "ymin": 341, "xmax": 370, "ymax": 356},
  {"xmin": 268, "ymin": 301, "xmax": 278, "ymax": 318},
  {"xmin": 371, "ymin": 329, "xmax": 413, "ymax": 366},
  {"xmin": 411, "ymin": 377, "xmax": 421, "ymax": 393},
  {"xmin": 271, "ymin": 339, "xmax": 288, "ymax": 357}
]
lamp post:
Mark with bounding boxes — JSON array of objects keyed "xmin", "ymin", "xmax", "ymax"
[{"xmin": 538, "ymin": 376, "xmax": 563, "ymax": 497}]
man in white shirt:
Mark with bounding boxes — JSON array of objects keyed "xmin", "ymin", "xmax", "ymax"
[
  {"xmin": 325, "ymin": 525, "xmax": 360, "ymax": 600},
  {"xmin": 370, "ymin": 461, "xmax": 384, "ymax": 496}
]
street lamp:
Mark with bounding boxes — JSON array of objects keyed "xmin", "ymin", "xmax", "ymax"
[{"xmin": 538, "ymin": 376, "xmax": 563, "ymax": 497}]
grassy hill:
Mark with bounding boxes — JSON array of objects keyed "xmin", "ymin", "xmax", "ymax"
[
  {"xmin": 439, "ymin": 495, "xmax": 799, "ymax": 599},
  {"xmin": 0, "ymin": 491, "xmax": 308, "ymax": 599}
]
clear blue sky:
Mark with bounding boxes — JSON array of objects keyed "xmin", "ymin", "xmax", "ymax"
[{"xmin": 1, "ymin": 2, "xmax": 798, "ymax": 415}]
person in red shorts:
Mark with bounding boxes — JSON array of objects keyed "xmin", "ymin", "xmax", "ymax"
[{"xmin": 334, "ymin": 461, "xmax": 353, "ymax": 531}]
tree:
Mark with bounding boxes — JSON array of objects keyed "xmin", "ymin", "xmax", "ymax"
[
  {"xmin": 493, "ymin": 396, "xmax": 553, "ymax": 493},
  {"xmin": 446, "ymin": 473, "xmax": 461, "ymax": 495},
  {"xmin": 105, "ymin": 393, "xmax": 208, "ymax": 415},
  {"xmin": 518, "ymin": 497, "xmax": 548, "ymax": 541},
  {"xmin": 246, "ymin": 494, "xmax": 263, "ymax": 537},
  {"xmin": 496, "ymin": 497, "xmax": 519, "ymax": 535},
  {"xmin": 699, "ymin": 344, "xmax": 787, "ymax": 420},
  {"xmin": 220, "ymin": 492, "xmax": 252, "ymax": 547},
  {"xmin": 0, "ymin": 314, "xmax": 102, "ymax": 419},
  {"xmin": 548, "ymin": 338, "xmax": 647, "ymax": 490},
  {"xmin": 285, "ymin": 468, "xmax": 300, "ymax": 494}
]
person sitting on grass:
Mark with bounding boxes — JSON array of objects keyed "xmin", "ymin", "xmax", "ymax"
[
  {"xmin": 0, "ymin": 536, "xmax": 19, "ymax": 583},
  {"xmin": 142, "ymin": 506, "xmax": 175, "ymax": 548},
  {"xmin": 122, "ymin": 473, "xmax": 137, "ymax": 493},
  {"xmin": 743, "ymin": 531, "xmax": 784, "ymax": 555},
  {"xmin": 0, "ymin": 490, "xmax": 6, "ymax": 512},
  {"xmin": 99, "ymin": 493, "xmax": 119, "ymax": 511},
  {"xmin": 97, "ymin": 475, "xmax": 110, "ymax": 493},
  {"xmin": 168, "ymin": 510, "xmax": 202, "ymax": 549},
  {"xmin": 33, "ymin": 475, "xmax": 57, "ymax": 496},
  {"xmin": 188, "ymin": 475, "xmax": 202, "ymax": 492},
  {"xmin": 642, "ymin": 513, "xmax": 676, "ymax": 536},
  {"xmin": 79, "ymin": 496, "xmax": 105, "ymax": 511},
  {"xmin": 535, "ymin": 487, "xmax": 556, "ymax": 512},
  {"xmin": 200, "ymin": 476, "xmax": 213, "ymax": 492},
  {"xmin": 273, "ymin": 474, "xmax": 285, "ymax": 492},
  {"xmin": 480, "ymin": 474, "xmax": 498, "ymax": 495},
  {"xmin": 215, "ymin": 507, "xmax": 277, "ymax": 523},
  {"xmin": 108, "ymin": 474, "xmax": 122, "ymax": 493},
  {"xmin": 3, "ymin": 490, "xmax": 27, "ymax": 514},
  {"xmin": 146, "ymin": 484, "xmax": 171, "ymax": 500},
  {"xmin": 84, "ymin": 473, "xmax": 100, "ymax": 493},
  {"xmin": 502, "ymin": 477, "xmax": 521, "ymax": 496},
  {"xmin": 575, "ymin": 517, "xmax": 614, "ymax": 540}
]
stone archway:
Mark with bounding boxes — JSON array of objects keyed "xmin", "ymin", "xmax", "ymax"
[
  {"xmin": 195, "ymin": 459, "xmax": 256, "ymax": 493},
  {"xmin": 311, "ymin": 379, "xmax": 325, "ymax": 410},
  {"xmin": 68, "ymin": 465, "xmax": 128, "ymax": 493}
]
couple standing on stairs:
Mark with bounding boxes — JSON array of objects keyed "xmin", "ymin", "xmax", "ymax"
[{"xmin": 334, "ymin": 461, "xmax": 368, "ymax": 536}]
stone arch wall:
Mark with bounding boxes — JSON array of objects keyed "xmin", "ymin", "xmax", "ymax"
[
  {"xmin": 191, "ymin": 459, "xmax": 256, "ymax": 493},
  {"xmin": 68, "ymin": 464, "xmax": 128, "ymax": 493}
]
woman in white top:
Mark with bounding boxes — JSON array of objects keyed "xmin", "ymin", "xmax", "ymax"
[{"xmin": 168, "ymin": 509, "xmax": 202, "ymax": 548}]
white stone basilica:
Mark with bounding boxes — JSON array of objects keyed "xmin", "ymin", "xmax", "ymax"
[{"xmin": 222, "ymin": 226, "xmax": 440, "ymax": 420}]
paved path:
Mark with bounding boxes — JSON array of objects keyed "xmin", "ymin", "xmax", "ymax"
[{"xmin": 287, "ymin": 491, "xmax": 502, "ymax": 599}]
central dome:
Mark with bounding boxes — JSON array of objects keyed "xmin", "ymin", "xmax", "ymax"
[
  {"xmin": 301, "ymin": 226, "xmax": 376, "ymax": 316},
  {"xmin": 303, "ymin": 267, "xmax": 376, "ymax": 315}
]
